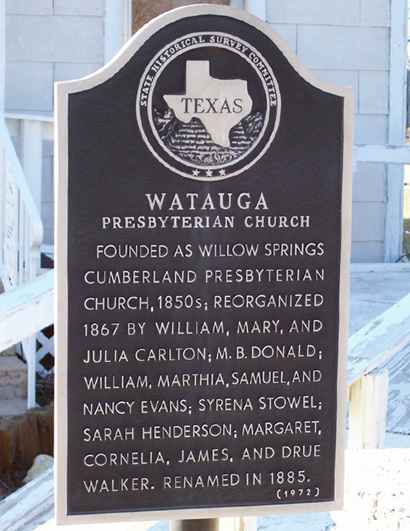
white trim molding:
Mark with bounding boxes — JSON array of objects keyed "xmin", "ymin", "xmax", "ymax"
[
  {"xmin": 104, "ymin": 0, "xmax": 132, "ymax": 64},
  {"xmin": 245, "ymin": 0, "xmax": 266, "ymax": 21},
  {"xmin": 355, "ymin": 144, "xmax": 410, "ymax": 165},
  {"xmin": 388, "ymin": 0, "xmax": 408, "ymax": 146}
]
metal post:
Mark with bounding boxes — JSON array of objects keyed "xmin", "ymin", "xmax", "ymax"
[{"xmin": 171, "ymin": 519, "xmax": 219, "ymax": 531}]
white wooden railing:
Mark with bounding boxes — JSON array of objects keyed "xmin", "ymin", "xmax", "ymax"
[
  {"xmin": 0, "ymin": 116, "xmax": 44, "ymax": 407},
  {"xmin": 0, "ymin": 117, "xmax": 43, "ymax": 288},
  {"xmin": 0, "ymin": 270, "xmax": 54, "ymax": 353},
  {"xmin": 347, "ymin": 291, "xmax": 410, "ymax": 448}
]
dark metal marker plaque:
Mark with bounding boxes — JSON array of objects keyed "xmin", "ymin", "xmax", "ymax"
[{"xmin": 56, "ymin": 5, "xmax": 353, "ymax": 524}]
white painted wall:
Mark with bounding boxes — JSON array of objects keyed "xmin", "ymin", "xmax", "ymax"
[
  {"xmin": 5, "ymin": 0, "xmax": 105, "ymax": 115},
  {"xmin": 4, "ymin": 0, "xmax": 106, "ymax": 243},
  {"xmin": 4, "ymin": 0, "xmax": 131, "ymax": 243},
  {"xmin": 263, "ymin": 0, "xmax": 392, "ymax": 262},
  {"xmin": 264, "ymin": 0, "xmax": 407, "ymax": 262}
]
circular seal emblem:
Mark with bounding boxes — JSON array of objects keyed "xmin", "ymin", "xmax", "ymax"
[{"xmin": 136, "ymin": 32, "xmax": 281, "ymax": 180}]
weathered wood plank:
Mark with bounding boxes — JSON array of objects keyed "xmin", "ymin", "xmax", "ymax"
[
  {"xmin": 379, "ymin": 344, "xmax": 410, "ymax": 434},
  {"xmin": 0, "ymin": 467, "xmax": 54, "ymax": 530},
  {"xmin": 0, "ymin": 269, "xmax": 54, "ymax": 352},
  {"xmin": 348, "ymin": 292, "xmax": 410, "ymax": 386},
  {"xmin": 348, "ymin": 370, "xmax": 389, "ymax": 449},
  {"xmin": 349, "ymin": 264, "xmax": 410, "ymax": 334}
]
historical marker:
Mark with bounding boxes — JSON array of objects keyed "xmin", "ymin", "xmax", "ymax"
[{"xmin": 55, "ymin": 5, "xmax": 353, "ymax": 524}]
